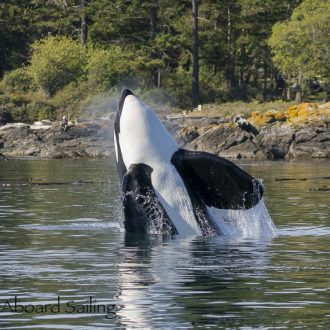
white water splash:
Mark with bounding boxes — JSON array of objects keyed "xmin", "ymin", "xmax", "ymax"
[
  {"xmin": 208, "ymin": 199, "xmax": 278, "ymax": 240},
  {"xmin": 124, "ymin": 191, "xmax": 174, "ymax": 235}
]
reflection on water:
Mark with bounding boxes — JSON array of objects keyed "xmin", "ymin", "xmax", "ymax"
[{"xmin": 0, "ymin": 158, "xmax": 330, "ymax": 329}]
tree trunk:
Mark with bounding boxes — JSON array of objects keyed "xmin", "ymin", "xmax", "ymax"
[
  {"xmin": 286, "ymin": 87, "xmax": 291, "ymax": 101},
  {"xmin": 150, "ymin": 0, "xmax": 160, "ymax": 88},
  {"xmin": 295, "ymin": 89, "xmax": 302, "ymax": 103},
  {"xmin": 150, "ymin": 0, "xmax": 157, "ymax": 39},
  {"xmin": 226, "ymin": 4, "xmax": 233, "ymax": 90},
  {"xmin": 295, "ymin": 71, "xmax": 302, "ymax": 103},
  {"xmin": 157, "ymin": 69, "xmax": 161, "ymax": 87},
  {"xmin": 326, "ymin": 84, "xmax": 330, "ymax": 102},
  {"xmin": 225, "ymin": 4, "xmax": 239, "ymax": 93},
  {"xmin": 227, "ymin": 4, "xmax": 231, "ymax": 46},
  {"xmin": 192, "ymin": 0, "xmax": 199, "ymax": 106},
  {"xmin": 80, "ymin": 0, "xmax": 88, "ymax": 45},
  {"xmin": 263, "ymin": 63, "xmax": 268, "ymax": 101}
]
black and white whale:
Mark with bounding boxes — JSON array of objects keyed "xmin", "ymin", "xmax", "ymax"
[{"xmin": 114, "ymin": 89, "xmax": 276, "ymax": 238}]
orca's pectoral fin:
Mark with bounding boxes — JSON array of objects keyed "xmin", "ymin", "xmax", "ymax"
[
  {"xmin": 171, "ymin": 149, "xmax": 263, "ymax": 210},
  {"xmin": 122, "ymin": 163, "xmax": 177, "ymax": 235}
]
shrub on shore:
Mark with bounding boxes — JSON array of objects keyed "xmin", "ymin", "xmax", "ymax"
[
  {"xmin": 0, "ymin": 33, "xmax": 327, "ymax": 123},
  {"xmin": 28, "ymin": 36, "xmax": 87, "ymax": 97}
]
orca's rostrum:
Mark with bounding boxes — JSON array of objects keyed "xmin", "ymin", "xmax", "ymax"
[{"xmin": 114, "ymin": 89, "xmax": 274, "ymax": 237}]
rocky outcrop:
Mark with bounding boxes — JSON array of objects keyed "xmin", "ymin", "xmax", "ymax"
[
  {"xmin": 286, "ymin": 126, "xmax": 330, "ymax": 159},
  {"xmin": 258, "ymin": 124, "xmax": 296, "ymax": 159},
  {"xmin": 164, "ymin": 115, "xmax": 228, "ymax": 146},
  {"xmin": 186, "ymin": 124, "xmax": 258, "ymax": 159},
  {"xmin": 184, "ymin": 102, "xmax": 330, "ymax": 160},
  {"xmin": 0, "ymin": 120, "xmax": 114, "ymax": 159}
]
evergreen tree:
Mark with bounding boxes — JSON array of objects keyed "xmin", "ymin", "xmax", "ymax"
[
  {"xmin": 1, "ymin": 0, "xmax": 317, "ymax": 106},
  {"xmin": 0, "ymin": 1, "xmax": 32, "ymax": 76}
]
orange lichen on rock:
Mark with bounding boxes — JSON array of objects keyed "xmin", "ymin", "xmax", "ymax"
[
  {"xmin": 288, "ymin": 103, "xmax": 318, "ymax": 123},
  {"xmin": 318, "ymin": 102, "xmax": 330, "ymax": 117},
  {"xmin": 248, "ymin": 102, "xmax": 329, "ymax": 127},
  {"xmin": 248, "ymin": 110, "xmax": 287, "ymax": 126}
]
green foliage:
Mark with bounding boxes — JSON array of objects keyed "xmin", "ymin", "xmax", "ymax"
[
  {"xmin": 1, "ymin": 67, "xmax": 33, "ymax": 92},
  {"xmin": 0, "ymin": 108, "xmax": 13, "ymax": 124},
  {"xmin": 0, "ymin": 0, "xmax": 84, "ymax": 76},
  {"xmin": 0, "ymin": 92, "xmax": 55, "ymax": 122},
  {"xmin": 0, "ymin": 94, "xmax": 28, "ymax": 122},
  {"xmin": 199, "ymin": 67, "xmax": 227, "ymax": 103},
  {"xmin": 88, "ymin": 0, "xmax": 151, "ymax": 45},
  {"xmin": 269, "ymin": 0, "xmax": 330, "ymax": 85},
  {"xmin": 6, "ymin": 106, "xmax": 29, "ymax": 123},
  {"xmin": 86, "ymin": 46, "xmax": 134, "ymax": 92},
  {"xmin": 51, "ymin": 82, "xmax": 88, "ymax": 119},
  {"xmin": 0, "ymin": 95, "xmax": 11, "ymax": 106},
  {"xmin": 0, "ymin": 1, "xmax": 31, "ymax": 76},
  {"xmin": 9, "ymin": 95, "xmax": 30, "ymax": 107},
  {"xmin": 2, "ymin": 0, "xmax": 326, "ymax": 117},
  {"xmin": 26, "ymin": 100, "xmax": 56, "ymax": 121},
  {"xmin": 163, "ymin": 68, "xmax": 193, "ymax": 107},
  {"xmin": 28, "ymin": 36, "xmax": 87, "ymax": 96}
]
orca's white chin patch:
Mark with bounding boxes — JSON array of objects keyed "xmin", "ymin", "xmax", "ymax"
[{"xmin": 115, "ymin": 89, "xmax": 276, "ymax": 238}]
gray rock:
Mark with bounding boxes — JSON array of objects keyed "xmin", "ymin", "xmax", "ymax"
[
  {"xmin": 180, "ymin": 126, "xmax": 199, "ymax": 143},
  {"xmin": 286, "ymin": 126, "xmax": 330, "ymax": 159},
  {"xmin": 186, "ymin": 125, "xmax": 260, "ymax": 159},
  {"xmin": 258, "ymin": 124, "xmax": 295, "ymax": 159},
  {"xmin": 182, "ymin": 120, "xmax": 330, "ymax": 160},
  {"xmin": 0, "ymin": 120, "xmax": 114, "ymax": 159}
]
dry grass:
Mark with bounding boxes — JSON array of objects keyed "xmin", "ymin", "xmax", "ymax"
[{"xmin": 187, "ymin": 100, "xmax": 296, "ymax": 118}]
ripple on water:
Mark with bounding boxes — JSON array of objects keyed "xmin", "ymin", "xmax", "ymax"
[
  {"xmin": 19, "ymin": 218, "xmax": 122, "ymax": 231},
  {"xmin": 1, "ymin": 159, "xmax": 330, "ymax": 329},
  {"xmin": 278, "ymin": 225, "xmax": 330, "ymax": 237}
]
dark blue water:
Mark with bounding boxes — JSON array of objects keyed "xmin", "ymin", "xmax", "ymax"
[{"xmin": 0, "ymin": 158, "xmax": 329, "ymax": 329}]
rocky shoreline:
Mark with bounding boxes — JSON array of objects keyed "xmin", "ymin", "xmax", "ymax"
[
  {"xmin": 178, "ymin": 102, "xmax": 330, "ymax": 160},
  {"xmin": 181, "ymin": 120, "xmax": 329, "ymax": 160},
  {"xmin": 0, "ymin": 119, "xmax": 114, "ymax": 159},
  {"xmin": 0, "ymin": 102, "xmax": 329, "ymax": 160}
]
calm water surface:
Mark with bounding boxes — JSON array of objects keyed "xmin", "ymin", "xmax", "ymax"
[{"xmin": 0, "ymin": 157, "xmax": 329, "ymax": 329}]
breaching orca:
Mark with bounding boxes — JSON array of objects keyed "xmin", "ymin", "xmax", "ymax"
[{"xmin": 114, "ymin": 89, "xmax": 266, "ymax": 237}]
